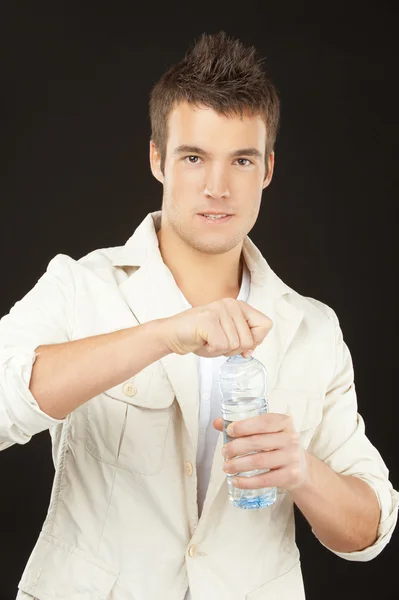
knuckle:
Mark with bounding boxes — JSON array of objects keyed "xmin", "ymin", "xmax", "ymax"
[
  {"xmin": 289, "ymin": 466, "xmax": 301, "ymax": 481},
  {"xmin": 258, "ymin": 319, "xmax": 273, "ymax": 337},
  {"xmin": 221, "ymin": 297, "xmax": 236, "ymax": 308},
  {"xmin": 228, "ymin": 442, "xmax": 237, "ymax": 456},
  {"xmin": 228, "ymin": 336, "xmax": 240, "ymax": 349},
  {"xmin": 250, "ymin": 435, "xmax": 264, "ymax": 451},
  {"xmin": 202, "ymin": 309, "xmax": 216, "ymax": 324},
  {"xmin": 260, "ymin": 473, "xmax": 270, "ymax": 487},
  {"xmin": 242, "ymin": 337, "xmax": 254, "ymax": 349},
  {"xmin": 210, "ymin": 339, "xmax": 225, "ymax": 352},
  {"xmin": 217, "ymin": 343, "xmax": 229, "ymax": 352},
  {"xmin": 252, "ymin": 434, "xmax": 265, "ymax": 453},
  {"xmin": 285, "ymin": 432, "xmax": 297, "ymax": 447},
  {"xmin": 290, "ymin": 433, "xmax": 300, "ymax": 447},
  {"xmin": 253, "ymin": 452, "xmax": 265, "ymax": 469},
  {"xmin": 292, "ymin": 438, "xmax": 301, "ymax": 451}
]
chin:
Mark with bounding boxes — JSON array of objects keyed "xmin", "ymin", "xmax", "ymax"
[{"xmin": 188, "ymin": 237, "xmax": 241, "ymax": 255}]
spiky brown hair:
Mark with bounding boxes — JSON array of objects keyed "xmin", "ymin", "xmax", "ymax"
[{"xmin": 149, "ymin": 31, "xmax": 280, "ymax": 175}]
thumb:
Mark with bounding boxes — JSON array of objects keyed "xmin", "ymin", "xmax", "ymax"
[{"xmin": 213, "ymin": 417, "xmax": 223, "ymax": 431}]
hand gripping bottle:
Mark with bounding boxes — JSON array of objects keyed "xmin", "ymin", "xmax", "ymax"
[{"xmin": 218, "ymin": 354, "xmax": 277, "ymax": 509}]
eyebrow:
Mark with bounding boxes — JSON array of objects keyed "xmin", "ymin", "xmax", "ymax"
[{"xmin": 172, "ymin": 145, "xmax": 263, "ymax": 160}]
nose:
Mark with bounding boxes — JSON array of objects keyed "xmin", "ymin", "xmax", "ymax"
[{"xmin": 203, "ymin": 164, "xmax": 230, "ymax": 200}]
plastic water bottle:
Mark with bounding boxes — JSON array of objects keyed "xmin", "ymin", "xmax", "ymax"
[{"xmin": 218, "ymin": 354, "xmax": 277, "ymax": 509}]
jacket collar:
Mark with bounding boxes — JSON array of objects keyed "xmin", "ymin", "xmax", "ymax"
[
  {"xmin": 112, "ymin": 211, "xmax": 304, "ymax": 519},
  {"xmin": 112, "ymin": 210, "xmax": 292, "ymax": 296}
]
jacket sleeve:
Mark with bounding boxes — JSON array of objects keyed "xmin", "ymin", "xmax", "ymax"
[
  {"xmin": 307, "ymin": 307, "xmax": 399, "ymax": 561},
  {"xmin": 0, "ymin": 254, "xmax": 74, "ymax": 450}
]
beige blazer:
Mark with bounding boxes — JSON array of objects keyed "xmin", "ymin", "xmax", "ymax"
[{"xmin": 0, "ymin": 211, "xmax": 397, "ymax": 600}]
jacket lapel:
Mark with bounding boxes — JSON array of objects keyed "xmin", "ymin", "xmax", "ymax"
[{"xmin": 113, "ymin": 216, "xmax": 201, "ymax": 452}]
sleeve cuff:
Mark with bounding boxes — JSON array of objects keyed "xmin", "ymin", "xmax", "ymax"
[
  {"xmin": 314, "ymin": 486, "xmax": 399, "ymax": 562},
  {"xmin": 0, "ymin": 347, "xmax": 66, "ymax": 445}
]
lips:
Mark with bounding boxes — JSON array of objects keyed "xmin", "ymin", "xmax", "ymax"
[{"xmin": 197, "ymin": 214, "xmax": 233, "ymax": 224}]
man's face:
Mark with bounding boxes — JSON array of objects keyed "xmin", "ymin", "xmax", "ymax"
[{"xmin": 150, "ymin": 101, "xmax": 274, "ymax": 256}]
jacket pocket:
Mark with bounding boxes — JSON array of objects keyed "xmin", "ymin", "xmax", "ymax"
[
  {"xmin": 18, "ymin": 533, "xmax": 118, "ymax": 600},
  {"xmin": 246, "ymin": 561, "xmax": 305, "ymax": 599},
  {"xmin": 85, "ymin": 360, "xmax": 176, "ymax": 475}
]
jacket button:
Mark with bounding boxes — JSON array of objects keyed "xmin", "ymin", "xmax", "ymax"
[
  {"xmin": 185, "ymin": 461, "xmax": 193, "ymax": 476},
  {"xmin": 188, "ymin": 544, "xmax": 197, "ymax": 558},
  {"xmin": 123, "ymin": 382, "xmax": 137, "ymax": 397}
]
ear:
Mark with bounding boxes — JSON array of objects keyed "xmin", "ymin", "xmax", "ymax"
[
  {"xmin": 149, "ymin": 141, "xmax": 164, "ymax": 183},
  {"xmin": 262, "ymin": 151, "xmax": 275, "ymax": 189}
]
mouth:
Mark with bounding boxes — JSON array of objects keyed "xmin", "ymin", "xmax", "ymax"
[{"xmin": 197, "ymin": 213, "xmax": 233, "ymax": 224}]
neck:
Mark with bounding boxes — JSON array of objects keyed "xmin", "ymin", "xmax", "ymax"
[{"xmin": 156, "ymin": 225, "xmax": 244, "ymax": 308}]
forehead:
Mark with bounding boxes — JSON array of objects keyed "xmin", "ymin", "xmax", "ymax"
[{"xmin": 166, "ymin": 101, "xmax": 266, "ymax": 152}]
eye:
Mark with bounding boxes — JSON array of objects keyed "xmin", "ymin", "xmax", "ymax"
[
  {"xmin": 235, "ymin": 158, "xmax": 252, "ymax": 167},
  {"xmin": 184, "ymin": 155, "xmax": 201, "ymax": 164}
]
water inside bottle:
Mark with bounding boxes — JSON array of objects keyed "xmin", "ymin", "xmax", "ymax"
[{"xmin": 221, "ymin": 396, "xmax": 277, "ymax": 509}]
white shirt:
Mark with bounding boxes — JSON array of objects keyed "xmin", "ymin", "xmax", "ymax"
[{"xmin": 178, "ymin": 261, "xmax": 251, "ymax": 600}]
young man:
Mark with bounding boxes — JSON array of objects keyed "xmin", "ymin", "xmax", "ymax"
[{"xmin": 0, "ymin": 32, "xmax": 397, "ymax": 600}]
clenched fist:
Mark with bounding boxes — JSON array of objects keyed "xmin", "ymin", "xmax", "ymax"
[{"xmin": 160, "ymin": 298, "xmax": 273, "ymax": 358}]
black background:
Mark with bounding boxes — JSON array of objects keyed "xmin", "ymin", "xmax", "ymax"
[{"xmin": 1, "ymin": 5, "xmax": 398, "ymax": 599}]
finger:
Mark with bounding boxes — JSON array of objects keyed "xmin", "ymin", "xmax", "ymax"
[
  {"xmin": 222, "ymin": 431, "xmax": 289, "ymax": 458},
  {"xmin": 231, "ymin": 467, "xmax": 288, "ymax": 490},
  {"xmin": 237, "ymin": 300, "xmax": 273, "ymax": 345},
  {"xmin": 217, "ymin": 301, "xmax": 241, "ymax": 352},
  {"xmin": 226, "ymin": 413, "xmax": 294, "ymax": 438},
  {"xmin": 197, "ymin": 312, "xmax": 230, "ymax": 357},
  {"xmin": 223, "ymin": 449, "xmax": 286, "ymax": 474},
  {"xmin": 220, "ymin": 299, "xmax": 254, "ymax": 355}
]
